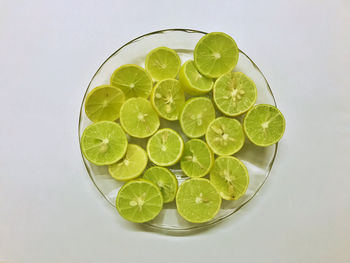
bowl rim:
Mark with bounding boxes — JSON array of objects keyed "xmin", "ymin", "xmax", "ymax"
[{"xmin": 78, "ymin": 28, "xmax": 278, "ymax": 232}]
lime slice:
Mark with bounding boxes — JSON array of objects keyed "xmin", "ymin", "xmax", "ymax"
[
  {"xmin": 116, "ymin": 179, "xmax": 163, "ymax": 223},
  {"xmin": 120, "ymin": 97, "xmax": 160, "ymax": 138},
  {"xmin": 150, "ymin": 79, "xmax": 185, "ymax": 121},
  {"xmin": 143, "ymin": 166, "xmax": 178, "ymax": 203},
  {"xmin": 80, "ymin": 121, "xmax": 128, "ymax": 166},
  {"xmin": 243, "ymin": 104, "xmax": 286, "ymax": 146},
  {"xmin": 210, "ymin": 156, "xmax": 249, "ymax": 200},
  {"xmin": 179, "ymin": 60, "xmax": 214, "ymax": 95},
  {"xmin": 180, "ymin": 139, "xmax": 213, "ymax": 178},
  {"xmin": 85, "ymin": 85, "xmax": 125, "ymax": 122},
  {"xmin": 206, "ymin": 117, "xmax": 245, "ymax": 155},
  {"xmin": 110, "ymin": 64, "xmax": 153, "ymax": 99},
  {"xmin": 147, "ymin": 128, "xmax": 184, "ymax": 166},
  {"xmin": 108, "ymin": 144, "xmax": 148, "ymax": 181},
  {"xmin": 145, "ymin": 47, "xmax": 181, "ymax": 81},
  {"xmin": 194, "ymin": 32, "xmax": 239, "ymax": 78},
  {"xmin": 179, "ymin": 97, "xmax": 215, "ymax": 138},
  {"xmin": 176, "ymin": 178, "xmax": 221, "ymax": 223},
  {"xmin": 213, "ymin": 72, "xmax": 257, "ymax": 116}
]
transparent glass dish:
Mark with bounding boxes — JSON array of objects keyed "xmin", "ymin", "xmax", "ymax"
[{"xmin": 78, "ymin": 29, "xmax": 277, "ymax": 232}]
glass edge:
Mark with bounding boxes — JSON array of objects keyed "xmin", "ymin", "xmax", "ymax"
[{"xmin": 77, "ymin": 28, "xmax": 279, "ymax": 233}]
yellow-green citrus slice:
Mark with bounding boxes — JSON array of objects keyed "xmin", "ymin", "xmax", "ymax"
[
  {"xmin": 145, "ymin": 47, "xmax": 181, "ymax": 81},
  {"xmin": 108, "ymin": 144, "xmax": 148, "ymax": 181},
  {"xmin": 180, "ymin": 139, "xmax": 214, "ymax": 178},
  {"xmin": 120, "ymin": 97, "xmax": 160, "ymax": 138},
  {"xmin": 84, "ymin": 85, "xmax": 125, "ymax": 122},
  {"xmin": 179, "ymin": 97, "xmax": 215, "ymax": 138},
  {"xmin": 147, "ymin": 128, "xmax": 184, "ymax": 166},
  {"xmin": 80, "ymin": 121, "xmax": 128, "ymax": 166},
  {"xmin": 110, "ymin": 64, "xmax": 153, "ymax": 99},
  {"xmin": 116, "ymin": 179, "xmax": 163, "ymax": 223},
  {"xmin": 150, "ymin": 79, "xmax": 185, "ymax": 121},
  {"xmin": 243, "ymin": 104, "xmax": 286, "ymax": 146},
  {"xmin": 143, "ymin": 166, "xmax": 178, "ymax": 203},
  {"xmin": 213, "ymin": 72, "xmax": 257, "ymax": 116},
  {"xmin": 179, "ymin": 60, "xmax": 214, "ymax": 95},
  {"xmin": 210, "ymin": 156, "xmax": 249, "ymax": 200},
  {"xmin": 194, "ymin": 32, "xmax": 239, "ymax": 78},
  {"xmin": 176, "ymin": 178, "xmax": 221, "ymax": 223},
  {"xmin": 206, "ymin": 117, "xmax": 245, "ymax": 155}
]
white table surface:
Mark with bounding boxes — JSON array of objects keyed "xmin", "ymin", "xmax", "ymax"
[{"xmin": 1, "ymin": 0, "xmax": 349, "ymax": 262}]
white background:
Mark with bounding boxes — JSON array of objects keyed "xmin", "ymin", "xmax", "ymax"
[{"xmin": 1, "ymin": 0, "xmax": 349, "ymax": 262}]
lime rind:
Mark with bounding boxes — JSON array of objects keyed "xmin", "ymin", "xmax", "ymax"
[
  {"xmin": 180, "ymin": 139, "xmax": 214, "ymax": 178},
  {"xmin": 81, "ymin": 121, "xmax": 128, "ymax": 166},
  {"xmin": 108, "ymin": 144, "xmax": 148, "ymax": 181},
  {"xmin": 194, "ymin": 32, "xmax": 239, "ymax": 78},
  {"xmin": 179, "ymin": 60, "xmax": 214, "ymax": 95},
  {"xmin": 210, "ymin": 156, "xmax": 249, "ymax": 200},
  {"xmin": 110, "ymin": 64, "xmax": 153, "ymax": 99},
  {"xmin": 176, "ymin": 178, "xmax": 221, "ymax": 223},
  {"xmin": 150, "ymin": 79, "xmax": 185, "ymax": 121},
  {"xmin": 213, "ymin": 72, "xmax": 257, "ymax": 116},
  {"xmin": 85, "ymin": 85, "xmax": 125, "ymax": 122},
  {"xmin": 145, "ymin": 47, "xmax": 181, "ymax": 81},
  {"xmin": 243, "ymin": 104, "xmax": 286, "ymax": 146},
  {"xmin": 116, "ymin": 179, "xmax": 163, "ymax": 223},
  {"xmin": 143, "ymin": 166, "xmax": 178, "ymax": 203}
]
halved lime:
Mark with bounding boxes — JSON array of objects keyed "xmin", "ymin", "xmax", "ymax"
[
  {"xmin": 116, "ymin": 179, "xmax": 163, "ymax": 223},
  {"xmin": 150, "ymin": 79, "xmax": 185, "ymax": 121},
  {"xmin": 108, "ymin": 144, "xmax": 148, "ymax": 181},
  {"xmin": 179, "ymin": 60, "xmax": 214, "ymax": 95},
  {"xmin": 120, "ymin": 97, "xmax": 160, "ymax": 138},
  {"xmin": 85, "ymin": 85, "xmax": 125, "ymax": 122},
  {"xmin": 243, "ymin": 104, "xmax": 285, "ymax": 146},
  {"xmin": 143, "ymin": 166, "xmax": 178, "ymax": 203},
  {"xmin": 179, "ymin": 97, "xmax": 215, "ymax": 138},
  {"xmin": 213, "ymin": 72, "xmax": 257, "ymax": 116},
  {"xmin": 210, "ymin": 156, "xmax": 249, "ymax": 200},
  {"xmin": 205, "ymin": 117, "xmax": 245, "ymax": 156},
  {"xmin": 145, "ymin": 47, "xmax": 181, "ymax": 81},
  {"xmin": 176, "ymin": 178, "xmax": 221, "ymax": 223},
  {"xmin": 110, "ymin": 64, "xmax": 153, "ymax": 99},
  {"xmin": 194, "ymin": 32, "xmax": 239, "ymax": 78},
  {"xmin": 80, "ymin": 121, "xmax": 128, "ymax": 166},
  {"xmin": 147, "ymin": 128, "xmax": 184, "ymax": 166},
  {"xmin": 180, "ymin": 139, "xmax": 213, "ymax": 178}
]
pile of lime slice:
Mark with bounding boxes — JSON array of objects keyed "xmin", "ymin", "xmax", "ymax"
[{"xmin": 80, "ymin": 32, "xmax": 286, "ymax": 224}]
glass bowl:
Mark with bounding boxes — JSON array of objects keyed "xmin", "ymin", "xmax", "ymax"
[{"xmin": 78, "ymin": 29, "xmax": 277, "ymax": 231}]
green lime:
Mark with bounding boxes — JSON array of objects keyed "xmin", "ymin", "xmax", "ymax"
[
  {"xmin": 206, "ymin": 117, "xmax": 245, "ymax": 156},
  {"xmin": 213, "ymin": 72, "xmax": 257, "ymax": 116},
  {"xmin": 80, "ymin": 121, "xmax": 128, "ymax": 166},
  {"xmin": 116, "ymin": 179, "xmax": 163, "ymax": 223},
  {"xmin": 179, "ymin": 60, "xmax": 213, "ymax": 95},
  {"xmin": 194, "ymin": 32, "xmax": 239, "ymax": 78},
  {"xmin": 150, "ymin": 79, "xmax": 185, "ymax": 121},
  {"xmin": 84, "ymin": 85, "xmax": 125, "ymax": 122},
  {"xmin": 108, "ymin": 144, "xmax": 148, "ymax": 181},
  {"xmin": 179, "ymin": 97, "xmax": 216, "ymax": 138},
  {"xmin": 180, "ymin": 139, "xmax": 213, "ymax": 178},
  {"xmin": 120, "ymin": 97, "xmax": 160, "ymax": 138},
  {"xmin": 143, "ymin": 166, "xmax": 178, "ymax": 203},
  {"xmin": 145, "ymin": 47, "xmax": 181, "ymax": 81},
  {"xmin": 147, "ymin": 128, "xmax": 184, "ymax": 166},
  {"xmin": 210, "ymin": 156, "xmax": 249, "ymax": 200},
  {"xmin": 110, "ymin": 64, "xmax": 153, "ymax": 99},
  {"xmin": 176, "ymin": 178, "xmax": 221, "ymax": 223},
  {"xmin": 243, "ymin": 104, "xmax": 285, "ymax": 146}
]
